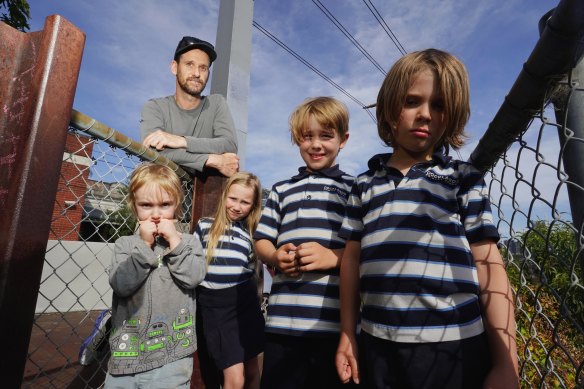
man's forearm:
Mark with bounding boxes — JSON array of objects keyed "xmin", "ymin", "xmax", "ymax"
[
  {"xmin": 184, "ymin": 134, "xmax": 237, "ymax": 154},
  {"xmin": 155, "ymin": 148, "xmax": 208, "ymax": 172}
]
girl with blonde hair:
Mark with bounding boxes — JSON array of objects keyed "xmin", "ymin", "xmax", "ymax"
[{"xmin": 194, "ymin": 172, "xmax": 265, "ymax": 389}]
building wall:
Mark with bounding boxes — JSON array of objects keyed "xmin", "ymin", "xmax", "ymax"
[
  {"xmin": 37, "ymin": 240, "xmax": 113, "ymax": 313},
  {"xmin": 49, "ymin": 132, "xmax": 94, "ymax": 241}
]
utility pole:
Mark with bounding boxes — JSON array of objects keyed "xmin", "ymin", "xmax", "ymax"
[
  {"xmin": 191, "ymin": 2, "xmax": 254, "ymax": 387},
  {"xmin": 211, "ymin": 0, "xmax": 254, "ymax": 169}
]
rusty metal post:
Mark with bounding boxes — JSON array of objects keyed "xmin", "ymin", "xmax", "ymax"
[
  {"xmin": 191, "ymin": 1, "xmax": 253, "ymax": 386},
  {"xmin": 0, "ymin": 16, "xmax": 85, "ymax": 387},
  {"xmin": 191, "ymin": 173, "xmax": 227, "ymax": 227},
  {"xmin": 190, "ymin": 172, "xmax": 226, "ymax": 389}
]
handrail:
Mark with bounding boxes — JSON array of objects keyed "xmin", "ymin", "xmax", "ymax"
[
  {"xmin": 469, "ymin": 0, "xmax": 584, "ymax": 172},
  {"xmin": 69, "ymin": 109, "xmax": 192, "ymax": 181}
]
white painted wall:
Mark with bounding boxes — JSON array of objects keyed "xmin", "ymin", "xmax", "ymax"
[{"xmin": 38, "ymin": 240, "xmax": 114, "ymax": 313}]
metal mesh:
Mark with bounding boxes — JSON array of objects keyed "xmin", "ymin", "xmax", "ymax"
[
  {"xmin": 23, "ymin": 127, "xmax": 193, "ymax": 389},
  {"xmin": 487, "ymin": 71, "xmax": 584, "ymax": 388}
]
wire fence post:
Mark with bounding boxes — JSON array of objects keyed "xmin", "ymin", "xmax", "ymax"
[
  {"xmin": 541, "ymin": 9, "xmax": 584, "ymax": 280},
  {"xmin": 0, "ymin": 16, "xmax": 84, "ymax": 388},
  {"xmin": 466, "ymin": 3, "xmax": 584, "ymax": 384}
]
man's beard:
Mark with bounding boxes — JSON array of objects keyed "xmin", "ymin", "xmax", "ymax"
[{"xmin": 178, "ymin": 76, "xmax": 206, "ymax": 98}]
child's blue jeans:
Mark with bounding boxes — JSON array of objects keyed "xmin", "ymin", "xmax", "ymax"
[{"xmin": 103, "ymin": 355, "xmax": 193, "ymax": 389}]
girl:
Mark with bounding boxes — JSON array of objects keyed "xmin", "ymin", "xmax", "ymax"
[{"xmin": 195, "ymin": 172, "xmax": 265, "ymax": 389}]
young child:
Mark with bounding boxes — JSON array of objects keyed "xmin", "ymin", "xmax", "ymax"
[
  {"xmin": 194, "ymin": 172, "xmax": 265, "ymax": 389},
  {"xmin": 335, "ymin": 49, "xmax": 519, "ymax": 389},
  {"xmin": 254, "ymin": 96, "xmax": 355, "ymax": 389},
  {"xmin": 105, "ymin": 163, "xmax": 206, "ymax": 388}
]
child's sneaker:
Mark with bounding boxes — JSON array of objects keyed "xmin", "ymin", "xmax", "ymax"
[{"xmin": 79, "ymin": 309, "xmax": 112, "ymax": 366}]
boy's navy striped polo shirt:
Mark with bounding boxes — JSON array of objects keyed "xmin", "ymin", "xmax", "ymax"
[
  {"xmin": 339, "ymin": 152, "xmax": 499, "ymax": 343},
  {"xmin": 195, "ymin": 218, "xmax": 255, "ymax": 289},
  {"xmin": 254, "ymin": 165, "xmax": 354, "ymax": 337}
]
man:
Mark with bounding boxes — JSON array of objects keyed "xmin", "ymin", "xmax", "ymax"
[{"xmin": 141, "ymin": 36, "xmax": 239, "ymax": 177}]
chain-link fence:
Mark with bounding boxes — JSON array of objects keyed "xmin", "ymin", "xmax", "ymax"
[
  {"xmin": 469, "ymin": 3, "xmax": 584, "ymax": 386},
  {"xmin": 22, "ymin": 123, "xmax": 194, "ymax": 389},
  {"xmin": 485, "ymin": 71, "xmax": 584, "ymax": 388}
]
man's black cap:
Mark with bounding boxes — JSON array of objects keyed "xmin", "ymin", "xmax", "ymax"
[{"xmin": 174, "ymin": 36, "xmax": 217, "ymax": 63}]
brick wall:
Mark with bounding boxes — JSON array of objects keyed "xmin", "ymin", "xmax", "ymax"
[{"xmin": 49, "ymin": 132, "xmax": 94, "ymax": 241}]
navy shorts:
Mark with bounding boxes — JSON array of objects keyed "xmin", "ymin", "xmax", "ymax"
[
  {"xmin": 260, "ymin": 333, "xmax": 356, "ymax": 389},
  {"xmin": 359, "ymin": 331, "xmax": 491, "ymax": 389},
  {"xmin": 197, "ymin": 280, "xmax": 265, "ymax": 370}
]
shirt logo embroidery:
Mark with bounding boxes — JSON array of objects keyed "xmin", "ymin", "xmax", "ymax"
[
  {"xmin": 425, "ymin": 171, "xmax": 458, "ymax": 186},
  {"xmin": 323, "ymin": 185, "xmax": 349, "ymax": 198}
]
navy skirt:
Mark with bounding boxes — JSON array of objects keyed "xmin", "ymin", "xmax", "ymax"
[{"xmin": 197, "ymin": 279, "xmax": 265, "ymax": 370}]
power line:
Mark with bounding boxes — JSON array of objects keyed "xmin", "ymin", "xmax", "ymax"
[
  {"xmin": 312, "ymin": 0, "xmax": 386, "ymax": 75},
  {"xmin": 362, "ymin": 0, "xmax": 407, "ymax": 56},
  {"xmin": 252, "ymin": 20, "xmax": 376, "ymax": 122}
]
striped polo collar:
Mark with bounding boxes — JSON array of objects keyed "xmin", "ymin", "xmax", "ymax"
[
  {"xmin": 291, "ymin": 164, "xmax": 345, "ymax": 180},
  {"xmin": 201, "ymin": 217, "xmax": 246, "ymax": 232},
  {"xmin": 367, "ymin": 147, "xmax": 451, "ymax": 172},
  {"xmin": 228, "ymin": 220, "xmax": 251, "ymax": 241}
]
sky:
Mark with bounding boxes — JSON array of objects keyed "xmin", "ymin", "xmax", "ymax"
[{"xmin": 26, "ymin": 0, "xmax": 559, "ymax": 194}]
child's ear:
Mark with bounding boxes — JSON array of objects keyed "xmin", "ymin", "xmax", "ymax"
[{"xmin": 339, "ymin": 133, "xmax": 349, "ymax": 149}]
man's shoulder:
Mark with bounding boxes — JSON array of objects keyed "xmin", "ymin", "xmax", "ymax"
[
  {"xmin": 143, "ymin": 95, "xmax": 174, "ymax": 109},
  {"xmin": 205, "ymin": 94, "xmax": 228, "ymax": 107},
  {"xmin": 147, "ymin": 95, "xmax": 173, "ymax": 103}
]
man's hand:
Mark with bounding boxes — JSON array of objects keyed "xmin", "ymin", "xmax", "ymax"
[
  {"xmin": 206, "ymin": 153, "xmax": 240, "ymax": 177},
  {"xmin": 142, "ymin": 130, "xmax": 187, "ymax": 150}
]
